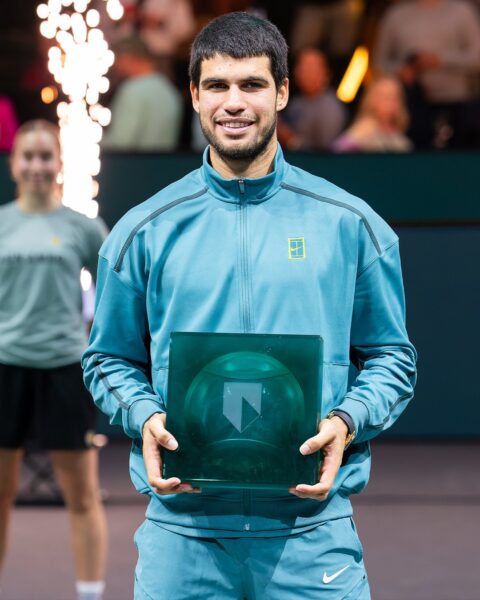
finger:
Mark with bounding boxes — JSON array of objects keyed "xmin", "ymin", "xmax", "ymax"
[
  {"xmin": 293, "ymin": 447, "xmax": 343, "ymax": 499},
  {"xmin": 291, "ymin": 482, "xmax": 330, "ymax": 499},
  {"xmin": 299, "ymin": 420, "xmax": 335, "ymax": 455},
  {"xmin": 317, "ymin": 439, "xmax": 344, "ymax": 489},
  {"xmin": 149, "ymin": 423, "xmax": 178, "ymax": 451},
  {"xmin": 149, "ymin": 477, "xmax": 202, "ymax": 495},
  {"xmin": 291, "ymin": 438, "xmax": 344, "ymax": 499},
  {"xmin": 143, "ymin": 433, "xmax": 166, "ymax": 481},
  {"xmin": 288, "ymin": 486, "xmax": 313, "ymax": 499},
  {"xmin": 149, "ymin": 476, "xmax": 182, "ymax": 493}
]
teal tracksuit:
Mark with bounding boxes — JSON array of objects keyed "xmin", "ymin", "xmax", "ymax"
[{"xmin": 82, "ymin": 145, "xmax": 416, "ymax": 597}]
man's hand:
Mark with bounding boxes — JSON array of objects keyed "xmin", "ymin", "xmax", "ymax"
[
  {"xmin": 142, "ymin": 412, "xmax": 201, "ymax": 495},
  {"xmin": 289, "ymin": 416, "xmax": 348, "ymax": 501}
]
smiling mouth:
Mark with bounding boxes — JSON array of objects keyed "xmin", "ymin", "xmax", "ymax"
[{"xmin": 216, "ymin": 119, "xmax": 255, "ymax": 134}]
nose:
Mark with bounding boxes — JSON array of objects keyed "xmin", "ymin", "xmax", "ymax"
[
  {"xmin": 30, "ymin": 156, "xmax": 44, "ymax": 173},
  {"xmin": 223, "ymin": 85, "xmax": 247, "ymax": 113}
]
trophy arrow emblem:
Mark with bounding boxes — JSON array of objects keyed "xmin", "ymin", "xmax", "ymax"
[{"xmin": 223, "ymin": 382, "xmax": 262, "ymax": 432}]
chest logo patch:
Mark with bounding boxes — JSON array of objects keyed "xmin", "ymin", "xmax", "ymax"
[
  {"xmin": 288, "ymin": 237, "xmax": 306, "ymax": 260},
  {"xmin": 51, "ymin": 236, "xmax": 62, "ymax": 246}
]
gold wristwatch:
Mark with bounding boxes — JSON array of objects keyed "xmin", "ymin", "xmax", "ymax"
[{"xmin": 326, "ymin": 410, "xmax": 356, "ymax": 449}]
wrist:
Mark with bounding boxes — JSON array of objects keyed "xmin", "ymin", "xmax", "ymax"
[
  {"xmin": 142, "ymin": 411, "xmax": 164, "ymax": 437},
  {"xmin": 326, "ymin": 410, "xmax": 356, "ymax": 448}
]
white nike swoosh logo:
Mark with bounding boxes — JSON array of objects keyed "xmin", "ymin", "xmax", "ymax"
[{"xmin": 323, "ymin": 565, "xmax": 350, "ymax": 584}]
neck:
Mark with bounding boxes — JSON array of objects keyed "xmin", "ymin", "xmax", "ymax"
[
  {"xmin": 17, "ymin": 192, "xmax": 61, "ymax": 213},
  {"xmin": 209, "ymin": 136, "xmax": 278, "ymax": 180}
]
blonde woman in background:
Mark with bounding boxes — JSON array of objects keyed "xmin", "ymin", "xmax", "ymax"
[
  {"xmin": 333, "ymin": 76, "xmax": 413, "ymax": 152},
  {"xmin": 0, "ymin": 120, "xmax": 108, "ymax": 600}
]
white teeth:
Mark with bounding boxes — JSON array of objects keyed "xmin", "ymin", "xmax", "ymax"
[{"xmin": 222, "ymin": 122, "xmax": 250, "ymax": 128}]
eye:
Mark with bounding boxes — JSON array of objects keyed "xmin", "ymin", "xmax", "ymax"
[
  {"xmin": 243, "ymin": 81, "xmax": 266, "ymax": 91},
  {"xmin": 205, "ymin": 82, "xmax": 227, "ymax": 90},
  {"xmin": 40, "ymin": 152, "xmax": 53, "ymax": 161}
]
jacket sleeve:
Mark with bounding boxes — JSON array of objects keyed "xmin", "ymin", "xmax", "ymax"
[
  {"xmin": 82, "ymin": 255, "xmax": 165, "ymax": 439},
  {"xmin": 335, "ymin": 241, "xmax": 417, "ymax": 443}
]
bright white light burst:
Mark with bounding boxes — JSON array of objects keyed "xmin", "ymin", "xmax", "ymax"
[{"xmin": 38, "ymin": 0, "xmax": 123, "ymax": 218}]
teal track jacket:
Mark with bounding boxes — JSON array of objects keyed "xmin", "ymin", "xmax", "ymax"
[{"xmin": 82, "ymin": 146, "xmax": 416, "ymax": 536}]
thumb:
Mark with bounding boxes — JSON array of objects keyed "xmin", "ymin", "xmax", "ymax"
[{"xmin": 299, "ymin": 420, "xmax": 335, "ymax": 455}]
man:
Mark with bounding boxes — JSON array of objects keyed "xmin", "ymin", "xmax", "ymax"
[
  {"xmin": 102, "ymin": 35, "xmax": 182, "ymax": 151},
  {"xmin": 374, "ymin": 0, "xmax": 480, "ymax": 148},
  {"xmin": 290, "ymin": 0, "xmax": 362, "ymax": 63},
  {"xmin": 83, "ymin": 12, "xmax": 417, "ymax": 599},
  {"xmin": 278, "ymin": 47, "xmax": 347, "ymax": 150}
]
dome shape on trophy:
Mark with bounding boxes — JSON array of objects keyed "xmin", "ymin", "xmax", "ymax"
[
  {"xmin": 184, "ymin": 351, "xmax": 305, "ymax": 482},
  {"xmin": 164, "ymin": 331, "xmax": 322, "ymax": 489}
]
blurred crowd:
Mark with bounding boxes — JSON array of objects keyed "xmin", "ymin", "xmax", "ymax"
[{"xmin": 2, "ymin": 0, "xmax": 480, "ymax": 153}]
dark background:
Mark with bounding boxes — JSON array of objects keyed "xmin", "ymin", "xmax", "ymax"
[{"xmin": 2, "ymin": 150, "xmax": 479, "ymax": 438}]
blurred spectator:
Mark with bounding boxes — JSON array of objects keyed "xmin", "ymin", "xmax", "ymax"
[
  {"xmin": 278, "ymin": 48, "xmax": 347, "ymax": 151},
  {"xmin": 290, "ymin": 1, "xmax": 364, "ymax": 64},
  {"xmin": 333, "ymin": 75, "xmax": 412, "ymax": 152},
  {"xmin": 102, "ymin": 35, "xmax": 183, "ymax": 152},
  {"xmin": 110, "ymin": 0, "xmax": 195, "ymax": 71},
  {"xmin": 0, "ymin": 96, "xmax": 18, "ymax": 152},
  {"xmin": 374, "ymin": 0, "xmax": 480, "ymax": 149}
]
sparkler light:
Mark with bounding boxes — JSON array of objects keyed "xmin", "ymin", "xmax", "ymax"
[{"xmin": 37, "ymin": 0, "xmax": 123, "ymax": 218}]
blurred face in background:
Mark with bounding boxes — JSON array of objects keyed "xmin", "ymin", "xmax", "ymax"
[
  {"xmin": 367, "ymin": 78, "xmax": 404, "ymax": 127},
  {"xmin": 294, "ymin": 49, "xmax": 330, "ymax": 97},
  {"xmin": 10, "ymin": 130, "xmax": 61, "ymax": 199}
]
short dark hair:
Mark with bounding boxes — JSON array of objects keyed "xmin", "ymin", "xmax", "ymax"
[{"xmin": 189, "ymin": 12, "xmax": 288, "ymax": 89}]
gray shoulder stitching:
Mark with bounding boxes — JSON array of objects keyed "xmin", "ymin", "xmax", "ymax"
[
  {"xmin": 113, "ymin": 187, "xmax": 208, "ymax": 272},
  {"xmin": 281, "ymin": 182, "xmax": 382, "ymax": 255}
]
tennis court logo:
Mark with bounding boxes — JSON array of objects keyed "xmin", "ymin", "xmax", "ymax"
[{"xmin": 288, "ymin": 237, "xmax": 306, "ymax": 260}]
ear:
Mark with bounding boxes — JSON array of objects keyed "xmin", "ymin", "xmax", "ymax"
[
  {"xmin": 190, "ymin": 81, "xmax": 200, "ymax": 114},
  {"xmin": 276, "ymin": 78, "xmax": 289, "ymax": 112}
]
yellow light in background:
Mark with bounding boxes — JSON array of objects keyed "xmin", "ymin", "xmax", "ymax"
[
  {"xmin": 337, "ymin": 46, "xmax": 369, "ymax": 104},
  {"xmin": 41, "ymin": 85, "xmax": 58, "ymax": 103}
]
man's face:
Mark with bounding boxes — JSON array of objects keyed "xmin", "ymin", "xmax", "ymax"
[{"xmin": 191, "ymin": 54, "xmax": 288, "ymax": 161}]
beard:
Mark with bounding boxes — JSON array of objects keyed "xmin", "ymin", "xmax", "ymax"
[{"xmin": 199, "ymin": 113, "xmax": 277, "ymax": 161}]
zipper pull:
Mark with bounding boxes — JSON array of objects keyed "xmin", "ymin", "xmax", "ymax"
[{"xmin": 238, "ymin": 179, "xmax": 245, "ymax": 194}]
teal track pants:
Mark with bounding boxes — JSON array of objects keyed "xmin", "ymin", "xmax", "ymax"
[{"xmin": 133, "ymin": 517, "xmax": 370, "ymax": 599}]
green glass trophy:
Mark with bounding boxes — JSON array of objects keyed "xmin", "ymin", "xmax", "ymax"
[{"xmin": 163, "ymin": 332, "xmax": 323, "ymax": 490}]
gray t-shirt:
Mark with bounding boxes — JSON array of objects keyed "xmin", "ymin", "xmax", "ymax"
[
  {"xmin": 102, "ymin": 73, "xmax": 183, "ymax": 151},
  {"xmin": 0, "ymin": 202, "xmax": 107, "ymax": 368}
]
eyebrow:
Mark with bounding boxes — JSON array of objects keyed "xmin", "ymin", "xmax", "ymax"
[{"xmin": 200, "ymin": 76, "xmax": 270, "ymax": 87}]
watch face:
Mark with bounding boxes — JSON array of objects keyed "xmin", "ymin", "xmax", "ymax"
[{"xmin": 164, "ymin": 332, "xmax": 323, "ymax": 490}]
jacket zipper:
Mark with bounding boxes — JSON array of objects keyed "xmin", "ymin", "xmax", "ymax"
[
  {"xmin": 238, "ymin": 178, "xmax": 252, "ymax": 334},
  {"xmin": 238, "ymin": 178, "xmax": 252, "ymax": 530}
]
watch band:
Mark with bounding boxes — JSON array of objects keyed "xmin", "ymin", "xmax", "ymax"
[{"xmin": 326, "ymin": 410, "xmax": 356, "ymax": 449}]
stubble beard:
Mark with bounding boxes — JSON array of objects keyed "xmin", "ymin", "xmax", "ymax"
[{"xmin": 199, "ymin": 114, "xmax": 277, "ymax": 161}]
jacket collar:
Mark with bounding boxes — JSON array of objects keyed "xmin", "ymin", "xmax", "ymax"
[{"xmin": 200, "ymin": 144, "xmax": 286, "ymax": 204}]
